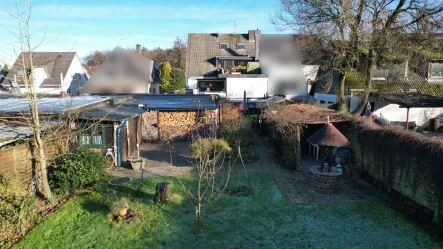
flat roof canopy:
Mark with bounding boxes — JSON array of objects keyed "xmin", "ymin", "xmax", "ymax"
[
  {"xmin": 372, "ymin": 93, "xmax": 443, "ymax": 108},
  {"xmin": 121, "ymin": 94, "xmax": 221, "ymax": 110}
]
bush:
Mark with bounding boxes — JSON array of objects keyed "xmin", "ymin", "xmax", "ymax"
[
  {"xmin": 218, "ymin": 116, "xmax": 253, "ymax": 148},
  {"xmin": 189, "ymin": 138, "xmax": 231, "ymax": 159},
  {"xmin": 222, "ymin": 104, "xmax": 242, "ymax": 122},
  {"xmin": 0, "ymin": 174, "xmax": 37, "ymax": 248},
  {"xmin": 49, "ymin": 148, "xmax": 106, "ymax": 194}
]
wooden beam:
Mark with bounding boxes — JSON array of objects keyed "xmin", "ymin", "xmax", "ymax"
[{"xmin": 157, "ymin": 110, "xmax": 161, "ymax": 141}]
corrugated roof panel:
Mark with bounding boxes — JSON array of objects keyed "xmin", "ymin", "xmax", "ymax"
[
  {"xmin": 77, "ymin": 105, "xmax": 147, "ymax": 121},
  {"xmin": 0, "ymin": 96, "xmax": 109, "ymax": 114}
]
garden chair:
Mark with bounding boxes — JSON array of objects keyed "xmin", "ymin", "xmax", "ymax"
[
  {"xmin": 309, "ymin": 143, "xmax": 319, "ymax": 160},
  {"xmin": 99, "ymin": 181, "xmax": 116, "ymax": 206}
]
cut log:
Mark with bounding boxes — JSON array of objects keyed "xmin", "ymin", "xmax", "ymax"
[{"xmin": 154, "ymin": 182, "xmax": 171, "ymax": 203}]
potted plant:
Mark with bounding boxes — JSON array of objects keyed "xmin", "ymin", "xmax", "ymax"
[{"xmin": 128, "ymin": 158, "xmax": 145, "ymax": 170}]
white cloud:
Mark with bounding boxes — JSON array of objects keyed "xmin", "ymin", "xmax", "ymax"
[{"xmin": 30, "ymin": 4, "xmax": 267, "ymax": 21}]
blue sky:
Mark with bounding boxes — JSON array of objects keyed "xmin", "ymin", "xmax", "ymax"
[{"xmin": 0, "ymin": 0, "xmax": 284, "ymax": 65}]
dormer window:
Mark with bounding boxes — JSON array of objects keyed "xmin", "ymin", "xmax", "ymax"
[
  {"xmin": 430, "ymin": 62, "xmax": 443, "ymax": 78},
  {"xmin": 372, "ymin": 67, "xmax": 388, "ymax": 81},
  {"xmin": 237, "ymin": 43, "xmax": 245, "ymax": 50},
  {"xmin": 219, "ymin": 43, "xmax": 228, "ymax": 50}
]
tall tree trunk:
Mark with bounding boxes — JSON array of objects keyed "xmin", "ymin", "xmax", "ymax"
[
  {"xmin": 351, "ymin": 49, "xmax": 375, "ymax": 116},
  {"xmin": 34, "ymin": 130, "xmax": 51, "ymax": 198},
  {"xmin": 197, "ymin": 202, "xmax": 201, "ymax": 225},
  {"xmin": 17, "ymin": 3, "xmax": 52, "ymax": 199},
  {"xmin": 337, "ymin": 72, "xmax": 347, "ymax": 112}
]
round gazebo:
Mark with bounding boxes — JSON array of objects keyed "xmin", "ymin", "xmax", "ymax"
[{"xmin": 307, "ymin": 119, "xmax": 350, "ymax": 194}]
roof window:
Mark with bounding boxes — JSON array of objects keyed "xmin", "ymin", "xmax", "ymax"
[
  {"xmin": 219, "ymin": 43, "xmax": 228, "ymax": 50},
  {"xmin": 237, "ymin": 43, "xmax": 245, "ymax": 50}
]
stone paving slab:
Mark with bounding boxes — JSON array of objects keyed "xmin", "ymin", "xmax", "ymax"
[{"xmin": 234, "ymin": 135, "xmax": 387, "ymax": 205}]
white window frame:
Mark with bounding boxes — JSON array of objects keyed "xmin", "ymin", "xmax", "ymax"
[
  {"xmin": 237, "ymin": 43, "xmax": 246, "ymax": 50},
  {"xmin": 429, "ymin": 62, "xmax": 443, "ymax": 79}
]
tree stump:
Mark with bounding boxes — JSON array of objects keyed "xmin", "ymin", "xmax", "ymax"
[{"xmin": 154, "ymin": 182, "xmax": 171, "ymax": 203}]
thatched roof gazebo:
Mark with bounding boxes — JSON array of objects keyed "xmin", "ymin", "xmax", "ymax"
[
  {"xmin": 307, "ymin": 118, "xmax": 350, "ymax": 195},
  {"xmin": 306, "ymin": 122, "xmax": 350, "ymax": 147}
]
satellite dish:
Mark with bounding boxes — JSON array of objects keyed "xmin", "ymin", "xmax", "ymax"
[{"xmin": 11, "ymin": 81, "xmax": 19, "ymax": 88}]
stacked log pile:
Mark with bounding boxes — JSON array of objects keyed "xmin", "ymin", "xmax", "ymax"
[
  {"xmin": 141, "ymin": 111, "xmax": 158, "ymax": 142},
  {"xmin": 141, "ymin": 110, "xmax": 219, "ymax": 142},
  {"xmin": 159, "ymin": 111, "xmax": 199, "ymax": 141}
]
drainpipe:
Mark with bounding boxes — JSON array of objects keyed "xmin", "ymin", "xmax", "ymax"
[{"xmin": 116, "ymin": 120, "xmax": 127, "ymax": 166}]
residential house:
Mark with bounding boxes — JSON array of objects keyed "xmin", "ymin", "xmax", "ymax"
[
  {"xmin": 185, "ymin": 30, "xmax": 314, "ymax": 101},
  {"xmin": 83, "ymin": 45, "xmax": 159, "ymax": 94},
  {"xmin": 1, "ymin": 52, "xmax": 88, "ymax": 95}
]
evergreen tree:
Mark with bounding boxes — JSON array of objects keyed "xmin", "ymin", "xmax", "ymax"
[
  {"xmin": 159, "ymin": 62, "xmax": 172, "ymax": 93},
  {"xmin": 1, "ymin": 64, "xmax": 8, "ymax": 76},
  {"xmin": 169, "ymin": 68, "xmax": 186, "ymax": 93}
]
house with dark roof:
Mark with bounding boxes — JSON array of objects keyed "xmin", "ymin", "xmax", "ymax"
[
  {"xmin": 83, "ymin": 45, "xmax": 159, "ymax": 94},
  {"xmin": 1, "ymin": 52, "xmax": 88, "ymax": 95},
  {"xmin": 185, "ymin": 30, "xmax": 314, "ymax": 100}
]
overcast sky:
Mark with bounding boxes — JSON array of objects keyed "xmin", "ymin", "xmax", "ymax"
[{"xmin": 0, "ymin": 0, "xmax": 284, "ymax": 65}]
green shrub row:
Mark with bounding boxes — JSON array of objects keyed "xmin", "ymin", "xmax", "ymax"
[
  {"xmin": 218, "ymin": 116, "xmax": 253, "ymax": 148},
  {"xmin": 0, "ymin": 174, "xmax": 37, "ymax": 248},
  {"xmin": 49, "ymin": 147, "xmax": 107, "ymax": 194}
]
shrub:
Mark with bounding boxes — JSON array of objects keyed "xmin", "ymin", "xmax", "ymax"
[
  {"xmin": 222, "ymin": 104, "xmax": 242, "ymax": 122},
  {"xmin": 218, "ymin": 116, "xmax": 253, "ymax": 148},
  {"xmin": 49, "ymin": 148, "xmax": 106, "ymax": 194},
  {"xmin": 0, "ymin": 174, "xmax": 37, "ymax": 248},
  {"xmin": 189, "ymin": 138, "xmax": 231, "ymax": 159}
]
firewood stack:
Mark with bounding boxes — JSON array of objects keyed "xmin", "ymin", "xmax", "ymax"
[{"xmin": 159, "ymin": 111, "xmax": 200, "ymax": 141}]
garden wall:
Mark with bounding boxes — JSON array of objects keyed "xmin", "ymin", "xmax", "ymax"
[{"xmin": 341, "ymin": 122, "xmax": 443, "ymax": 220}]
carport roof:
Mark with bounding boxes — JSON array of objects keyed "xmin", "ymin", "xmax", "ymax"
[
  {"xmin": 122, "ymin": 94, "xmax": 221, "ymax": 110},
  {"xmin": 371, "ymin": 93, "xmax": 443, "ymax": 108},
  {"xmin": 77, "ymin": 104, "xmax": 147, "ymax": 121}
]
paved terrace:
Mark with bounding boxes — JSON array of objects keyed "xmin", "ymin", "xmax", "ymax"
[{"xmin": 109, "ymin": 135, "xmax": 386, "ymax": 205}]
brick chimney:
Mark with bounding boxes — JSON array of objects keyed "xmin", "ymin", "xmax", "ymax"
[
  {"xmin": 254, "ymin": 29, "xmax": 261, "ymax": 61},
  {"xmin": 136, "ymin": 44, "xmax": 142, "ymax": 54}
]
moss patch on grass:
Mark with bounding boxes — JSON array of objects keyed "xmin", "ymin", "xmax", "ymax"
[{"xmin": 13, "ymin": 174, "xmax": 442, "ymax": 249}]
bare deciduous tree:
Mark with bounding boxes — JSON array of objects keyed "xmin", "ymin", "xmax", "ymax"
[
  {"xmin": 4, "ymin": 0, "xmax": 53, "ymax": 199},
  {"xmin": 273, "ymin": 0, "xmax": 443, "ymax": 114}
]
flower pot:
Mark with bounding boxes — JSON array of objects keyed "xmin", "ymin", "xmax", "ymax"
[
  {"xmin": 119, "ymin": 208, "xmax": 128, "ymax": 217},
  {"xmin": 129, "ymin": 158, "xmax": 145, "ymax": 170}
]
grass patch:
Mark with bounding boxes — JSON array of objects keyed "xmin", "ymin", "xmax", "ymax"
[
  {"xmin": 239, "ymin": 150, "xmax": 260, "ymax": 164},
  {"xmin": 13, "ymin": 173, "xmax": 442, "ymax": 249}
]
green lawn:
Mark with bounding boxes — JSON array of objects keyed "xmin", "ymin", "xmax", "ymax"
[{"xmin": 14, "ymin": 173, "xmax": 442, "ymax": 249}]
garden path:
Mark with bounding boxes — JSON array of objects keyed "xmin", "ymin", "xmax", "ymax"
[
  {"xmin": 239, "ymin": 134, "xmax": 388, "ymax": 205},
  {"xmin": 108, "ymin": 135, "xmax": 387, "ymax": 205}
]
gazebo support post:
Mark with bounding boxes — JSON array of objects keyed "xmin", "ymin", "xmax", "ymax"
[
  {"xmin": 296, "ymin": 125, "xmax": 301, "ymax": 171},
  {"xmin": 406, "ymin": 107, "xmax": 410, "ymax": 131}
]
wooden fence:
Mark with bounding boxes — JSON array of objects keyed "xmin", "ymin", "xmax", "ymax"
[{"xmin": 0, "ymin": 141, "xmax": 60, "ymax": 189}]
